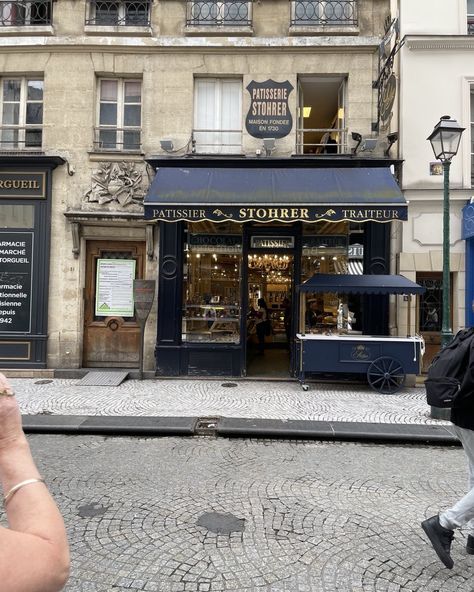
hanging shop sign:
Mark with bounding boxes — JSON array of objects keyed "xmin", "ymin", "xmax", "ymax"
[
  {"xmin": 95, "ymin": 259, "xmax": 136, "ymax": 317},
  {"xmin": 0, "ymin": 232, "xmax": 33, "ymax": 333},
  {"xmin": 146, "ymin": 205, "xmax": 407, "ymax": 224},
  {"xmin": 251, "ymin": 236, "xmax": 294, "ymax": 249},
  {"xmin": 245, "ymin": 79, "xmax": 294, "ymax": 139},
  {"xmin": 0, "ymin": 172, "xmax": 46, "ymax": 199}
]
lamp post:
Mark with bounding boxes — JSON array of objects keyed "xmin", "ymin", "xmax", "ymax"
[{"xmin": 427, "ymin": 116, "xmax": 465, "ymax": 349}]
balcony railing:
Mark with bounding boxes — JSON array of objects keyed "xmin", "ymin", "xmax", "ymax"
[
  {"xmin": 186, "ymin": 1, "xmax": 252, "ymax": 27},
  {"xmin": 468, "ymin": 16, "xmax": 474, "ymax": 35},
  {"xmin": 86, "ymin": 0, "xmax": 151, "ymax": 26},
  {"xmin": 0, "ymin": 126, "xmax": 42, "ymax": 150},
  {"xmin": 290, "ymin": 1, "xmax": 357, "ymax": 27},
  {"xmin": 192, "ymin": 128, "xmax": 242, "ymax": 153},
  {"xmin": 296, "ymin": 127, "xmax": 348, "ymax": 154},
  {"xmin": 0, "ymin": 0, "xmax": 52, "ymax": 26},
  {"xmin": 93, "ymin": 127, "xmax": 141, "ymax": 151}
]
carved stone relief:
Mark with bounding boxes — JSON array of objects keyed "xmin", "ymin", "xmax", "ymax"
[{"xmin": 84, "ymin": 162, "xmax": 150, "ymax": 208}]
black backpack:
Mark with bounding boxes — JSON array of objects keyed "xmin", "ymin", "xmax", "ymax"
[{"xmin": 425, "ymin": 327, "xmax": 474, "ymax": 408}]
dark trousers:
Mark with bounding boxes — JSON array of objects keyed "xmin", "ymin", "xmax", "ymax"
[{"xmin": 256, "ymin": 322, "xmax": 266, "ymax": 353}]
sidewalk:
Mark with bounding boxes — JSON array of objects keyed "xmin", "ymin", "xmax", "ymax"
[{"xmin": 7, "ymin": 374, "xmax": 458, "ymax": 444}]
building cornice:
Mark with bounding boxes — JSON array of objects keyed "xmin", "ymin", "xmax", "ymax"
[
  {"xmin": 404, "ymin": 35, "xmax": 474, "ymax": 51},
  {"xmin": 0, "ymin": 34, "xmax": 381, "ymax": 54}
]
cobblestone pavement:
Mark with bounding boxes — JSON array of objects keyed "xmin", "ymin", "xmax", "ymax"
[
  {"xmin": 8, "ymin": 434, "xmax": 472, "ymax": 592},
  {"xmin": 9, "ymin": 378, "xmax": 446, "ymax": 426}
]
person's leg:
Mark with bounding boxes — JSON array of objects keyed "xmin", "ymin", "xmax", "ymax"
[
  {"xmin": 256, "ymin": 323, "xmax": 265, "ymax": 353},
  {"xmin": 440, "ymin": 426, "xmax": 474, "ymax": 530}
]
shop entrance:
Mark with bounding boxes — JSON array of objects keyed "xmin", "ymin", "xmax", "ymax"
[
  {"xmin": 83, "ymin": 240, "xmax": 145, "ymax": 368},
  {"xmin": 246, "ymin": 252, "xmax": 294, "ymax": 377}
]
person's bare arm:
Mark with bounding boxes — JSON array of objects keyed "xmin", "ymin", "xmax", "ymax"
[{"xmin": 0, "ymin": 373, "xmax": 70, "ymax": 592}]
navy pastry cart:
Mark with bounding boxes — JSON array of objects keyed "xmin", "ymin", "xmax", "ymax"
[{"xmin": 296, "ymin": 274, "xmax": 426, "ymax": 394}]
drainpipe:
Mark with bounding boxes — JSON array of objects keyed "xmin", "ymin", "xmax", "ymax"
[{"xmin": 389, "ymin": 221, "xmax": 402, "ymax": 336}]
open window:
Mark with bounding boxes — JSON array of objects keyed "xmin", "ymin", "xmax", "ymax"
[{"xmin": 296, "ymin": 75, "xmax": 347, "ymax": 155}]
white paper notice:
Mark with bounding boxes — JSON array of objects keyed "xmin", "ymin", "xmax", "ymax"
[{"xmin": 95, "ymin": 259, "xmax": 136, "ymax": 317}]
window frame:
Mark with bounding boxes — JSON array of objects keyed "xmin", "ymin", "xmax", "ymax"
[
  {"xmin": 0, "ymin": 1, "xmax": 52, "ymax": 27},
  {"xmin": 95, "ymin": 77, "xmax": 142, "ymax": 152},
  {"xmin": 86, "ymin": 0, "xmax": 151, "ymax": 27},
  {"xmin": 193, "ymin": 77, "xmax": 243, "ymax": 155},
  {"xmin": 187, "ymin": 1, "xmax": 252, "ymax": 27},
  {"xmin": 0, "ymin": 76, "xmax": 43, "ymax": 150},
  {"xmin": 290, "ymin": 0, "xmax": 358, "ymax": 27}
]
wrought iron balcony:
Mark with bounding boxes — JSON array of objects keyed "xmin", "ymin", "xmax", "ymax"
[
  {"xmin": 93, "ymin": 127, "xmax": 141, "ymax": 152},
  {"xmin": 0, "ymin": 0, "xmax": 52, "ymax": 26},
  {"xmin": 0, "ymin": 126, "xmax": 42, "ymax": 150},
  {"xmin": 186, "ymin": 1, "xmax": 252, "ymax": 27},
  {"xmin": 86, "ymin": 0, "xmax": 151, "ymax": 26},
  {"xmin": 290, "ymin": 1, "xmax": 357, "ymax": 27}
]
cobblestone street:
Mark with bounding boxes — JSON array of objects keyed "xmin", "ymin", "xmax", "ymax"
[{"xmin": 10, "ymin": 434, "xmax": 473, "ymax": 592}]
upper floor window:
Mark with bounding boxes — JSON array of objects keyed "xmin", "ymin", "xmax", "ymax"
[
  {"xmin": 0, "ymin": 0, "xmax": 52, "ymax": 26},
  {"xmin": 186, "ymin": 1, "xmax": 252, "ymax": 27},
  {"xmin": 469, "ymin": 0, "xmax": 474, "ymax": 34},
  {"xmin": 0, "ymin": 78, "xmax": 43, "ymax": 150},
  {"xmin": 296, "ymin": 75, "xmax": 348, "ymax": 155},
  {"xmin": 193, "ymin": 78, "xmax": 242, "ymax": 154},
  {"xmin": 94, "ymin": 79, "xmax": 142, "ymax": 152},
  {"xmin": 86, "ymin": 0, "xmax": 151, "ymax": 26},
  {"xmin": 291, "ymin": 1, "xmax": 357, "ymax": 27}
]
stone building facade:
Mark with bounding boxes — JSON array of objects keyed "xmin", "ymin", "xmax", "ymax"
[{"xmin": 0, "ymin": 0, "xmax": 402, "ymax": 375}]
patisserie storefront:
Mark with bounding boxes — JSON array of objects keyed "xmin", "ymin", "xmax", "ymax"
[{"xmin": 144, "ymin": 156, "xmax": 407, "ymax": 377}]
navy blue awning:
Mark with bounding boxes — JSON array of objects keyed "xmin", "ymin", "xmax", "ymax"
[
  {"xmin": 298, "ymin": 274, "xmax": 425, "ymax": 295},
  {"xmin": 144, "ymin": 166, "xmax": 407, "ymax": 224}
]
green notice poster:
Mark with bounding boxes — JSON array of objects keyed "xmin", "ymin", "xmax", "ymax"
[{"xmin": 95, "ymin": 259, "xmax": 136, "ymax": 317}]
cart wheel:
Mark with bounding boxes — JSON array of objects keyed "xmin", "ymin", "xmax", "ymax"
[
  {"xmin": 367, "ymin": 356, "xmax": 406, "ymax": 394},
  {"xmin": 302, "ymin": 384, "xmax": 309, "ymax": 392}
]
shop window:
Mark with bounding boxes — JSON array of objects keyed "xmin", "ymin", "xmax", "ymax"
[
  {"xmin": 296, "ymin": 75, "xmax": 347, "ymax": 155},
  {"xmin": 0, "ymin": 1, "xmax": 52, "ymax": 26},
  {"xmin": 290, "ymin": 1, "xmax": 357, "ymax": 27},
  {"xmin": 186, "ymin": 1, "xmax": 252, "ymax": 27},
  {"xmin": 300, "ymin": 222, "xmax": 360, "ymax": 332},
  {"xmin": 182, "ymin": 222, "xmax": 242, "ymax": 344},
  {"xmin": 94, "ymin": 78, "xmax": 141, "ymax": 152},
  {"xmin": 0, "ymin": 78, "xmax": 43, "ymax": 150},
  {"xmin": 0, "ymin": 204, "xmax": 34, "ymax": 228},
  {"xmin": 86, "ymin": 1, "xmax": 151, "ymax": 26},
  {"xmin": 193, "ymin": 78, "xmax": 242, "ymax": 154}
]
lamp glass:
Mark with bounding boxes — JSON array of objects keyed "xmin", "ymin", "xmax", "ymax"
[{"xmin": 428, "ymin": 117, "xmax": 465, "ymax": 162}]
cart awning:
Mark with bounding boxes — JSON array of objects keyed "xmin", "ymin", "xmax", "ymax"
[
  {"xmin": 298, "ymin": 274, "xmax": 425, "ymax": 294},
  {"xmin": 144, "ymin": 166, "xmax": 407, "ymax": 223}
]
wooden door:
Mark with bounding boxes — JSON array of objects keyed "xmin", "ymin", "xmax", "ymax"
[{"xmin": 83, "ymin": 241, "xmax": 145, "ymax": 367}]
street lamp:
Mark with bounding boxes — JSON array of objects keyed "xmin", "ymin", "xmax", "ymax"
[{"xmin": 427, "ymin": 115, "xmax": 465, "ymax": 348}]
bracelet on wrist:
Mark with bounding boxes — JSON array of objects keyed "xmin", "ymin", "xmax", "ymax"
[{"xmin": 3, "ymin": 478, "xmax": 46, "ymax": 506}]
